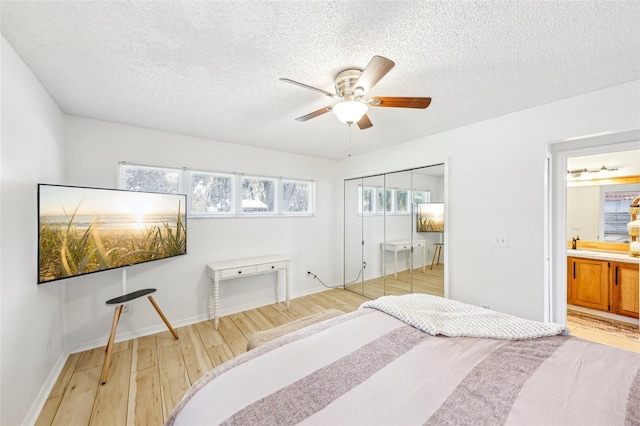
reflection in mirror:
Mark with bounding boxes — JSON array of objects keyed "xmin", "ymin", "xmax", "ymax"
[
  {"xmin": 411, "ymin": 166, "xmax": 445, "ymax": 297},
  {"xmin": 344, "ymin": 178, "xmax": 363, "ymax": 295},
  {"xmin": 566, "ymin": 149, "xmax": 640, "ymax": 249},
  {"xmin": 567, "ymin": 181, "xmax": 639, "ymax": 244},
  {"xmin": 343, "ymin": 164, "xmax": 445, "ymax": 299},
  {"xmin": 381, "ymin": 170, "xmax": 413, "ymax": 297},
  {"xmin": 362, "ymin": 175, "xmax": 385, "ymax": 299}
]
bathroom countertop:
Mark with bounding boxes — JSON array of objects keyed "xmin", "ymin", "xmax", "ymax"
[{"xmin": 566, "ymin": 249, "xmax": 639, "ymax": 264}]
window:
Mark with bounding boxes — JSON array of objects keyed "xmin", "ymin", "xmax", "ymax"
[
  {"xmin": 282, "ymin": 179, "xmax": 314, "ymax": 214},
  {"xmin": 119, "ymin": 163, "xmax": 314, "ymax": 218},
  {"xmin": 242, "ymin": 176, "xmax": 276, "ymax": 214},
  {"xmin": 189, "ymin": 171, "xmax": 234, "ymax": 215},
  {"xmin": 119, "ymin": 163, "xmax": 180, "ymax": 194}
]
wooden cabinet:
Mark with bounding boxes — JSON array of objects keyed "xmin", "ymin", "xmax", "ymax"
[
  {"xmin": 612, "ymin": 262, "xmax": 639, "ymax": 318},
  {"xmin": 568, "ymin": 256, "xmax": 639, "ymax": 318},
  {"xmin": 568, "ymin": 257, "xmax": 609, "ymax": 311}
]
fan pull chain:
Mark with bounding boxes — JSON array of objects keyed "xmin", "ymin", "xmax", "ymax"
[{"xmin": 348, "ymin": 123, "xmax": 352, "ymax": 157}]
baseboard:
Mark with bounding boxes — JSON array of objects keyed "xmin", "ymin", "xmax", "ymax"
[
  {"xmin": 65, "ymin": 312, "xmax": 212, "ymax": 354},
  {"xmin": 23, "ymin": 352, "xmax": 68, "ymax": 426},
  {"xmin": 65, "ymin": 282, "xmax": 336, "ymax": 354}
]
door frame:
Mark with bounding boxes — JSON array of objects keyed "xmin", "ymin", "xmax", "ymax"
[{"xmin": 545, "ymin": 129, "xmax": 640, "ymax": 324}]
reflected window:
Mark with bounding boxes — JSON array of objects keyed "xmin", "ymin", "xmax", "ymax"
[
  {"xmin": 377, "ymin": 188, "xmax": 394, "ymax": 213},
  {"xmin": 414, "ymin": 190, "xmax": 430, "ymax": 205},
  {"xmin": 603, "ymin": 190, "xmax": 639, "ymax": 241},
  {"xmin": 358, "ymin": 187, "xmax": 375, "ymax": 214},
  {"xmin": 396, "ymin": 190, "xmax": 410, "ymax": 213}
]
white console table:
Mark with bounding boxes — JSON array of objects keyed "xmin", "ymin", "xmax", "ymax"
[
  {"xmin": 381, "ymin": 240, "xmax": 426, "ymax": 278},
  {"xmin": 206, "ymin": 255, "xmax": 290, "ymax": 329}
]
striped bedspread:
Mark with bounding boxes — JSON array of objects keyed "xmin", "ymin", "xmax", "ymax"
[{"xmin": 167, "ymin": 307, "xmax": 640, "ymax": 425}]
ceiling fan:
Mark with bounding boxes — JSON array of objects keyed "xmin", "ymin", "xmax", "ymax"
[{"xmin": 280, "ymin": 56, "xmax": 431, "ymax": 129}]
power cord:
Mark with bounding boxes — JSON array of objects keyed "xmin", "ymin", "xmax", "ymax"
[
  {"xmin": 308, "ymin": 265, "xmax": 365, "ymax": 289},
  {"xmin": 344, "ymin": 266, "xmax": 364, "ymax": 285},
  {"xmin": 307, "ymin": 271, "xmax": 345, "ymax": 289}
]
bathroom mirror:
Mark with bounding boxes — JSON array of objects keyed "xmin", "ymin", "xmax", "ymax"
[
  {"xmin": 566, "ymin": 149, "xmax": 639, "ymax": 249},
  {"xmin": 567, "ymin": 181, "xmax": 639, "ymax": 245}
]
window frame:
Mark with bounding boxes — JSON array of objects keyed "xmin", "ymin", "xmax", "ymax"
[{"xmin": 118, "ymin": 162, "xmax": 315, "ymax": 218}]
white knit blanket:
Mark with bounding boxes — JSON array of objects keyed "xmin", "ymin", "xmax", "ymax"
[{"xmin": 360, "ymin": 294, "xmax": 567, "ymax": 340}]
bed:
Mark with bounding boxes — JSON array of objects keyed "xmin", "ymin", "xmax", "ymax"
[{"xmin": 166, "ymin": 294, "xmax": 639, "ymax": 425}]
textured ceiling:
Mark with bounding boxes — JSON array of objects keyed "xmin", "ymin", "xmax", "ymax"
[{"xmin": 2, "ymin": 1, "xmax": 639, "ymax": 160}]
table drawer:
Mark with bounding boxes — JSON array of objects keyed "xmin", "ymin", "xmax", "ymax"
[
  {"xmin": 256, "ymin": 261, "xmax": 288, "ymax": 273},
  {"xmin": 413, "ymin": 242, "xmax": 424, "ymax": 248},
  {"xmin": 220, "ymin": 265, "xmax": 257, "ymax": 279}
]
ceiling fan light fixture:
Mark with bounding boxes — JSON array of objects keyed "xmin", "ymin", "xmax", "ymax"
[{"xmin": 332, "ymin": 100, "xmax": 368, "ymax": 124}]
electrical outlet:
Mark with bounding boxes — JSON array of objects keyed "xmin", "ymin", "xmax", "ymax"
[
  {"xmin": 122, "ymin": 304, "xmax": 130, "ymax": 313},
  {"xmin": 482, "ymin": 304, "xmax": 490, "ymax": 309},
  {"xmin": 363, "ymin": 261, "xmax": 367, "ymax": 269},
  {"xmin": 492, "ymin": 233, "xmax": 509, "ymax": 248}
]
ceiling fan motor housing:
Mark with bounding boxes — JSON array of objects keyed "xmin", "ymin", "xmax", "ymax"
[{"xmin": 335, "ymin": 69, "xmax": 363, "ymax": 98}]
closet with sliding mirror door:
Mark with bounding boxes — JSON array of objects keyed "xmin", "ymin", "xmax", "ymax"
[
  {"xmin": 343, "ymin": 164, "xmax": 446, "ymax": 299},
  {"xmin": 383, "ymin": 169, "xmax": 413, "ymax": 296},
  {"xmin": 362, "ymin": 174, "xmax": 386, "ymax": 298}
]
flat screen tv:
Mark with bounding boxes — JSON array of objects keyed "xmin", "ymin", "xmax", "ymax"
[{"xmin": 38, "ymin": 184, "xmax": 187, "ymax": 284}]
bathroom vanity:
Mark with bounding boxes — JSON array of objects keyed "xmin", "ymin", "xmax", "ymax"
[{"xmin": 567, "ymin": 249, "xmax": 639, "ymax": 318}]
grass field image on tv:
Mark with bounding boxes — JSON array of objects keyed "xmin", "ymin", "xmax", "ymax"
[{"xmin": 38, "ymin": 184, "xmax": 187, "ymax": 284}]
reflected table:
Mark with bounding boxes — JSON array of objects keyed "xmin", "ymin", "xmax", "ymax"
[{"xmin": 381, "ymin": 240, "xmax": 426, "ymax": 278}]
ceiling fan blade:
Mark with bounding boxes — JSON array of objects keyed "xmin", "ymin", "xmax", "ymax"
[
  {"xmin": 280, "ymin": 78, "xmax": 338, "ymax": 98},
  {"xmin": 357, "ymin": 114, "xmax": 373, "ymax": 130},
  {"xmin": 369, "ymin": 97, "xmax": 432, "ymax": 109},
  {"xmin": 294, "ymin": 106, "xmax": 332, "ymax": 122},
  {"xmin": 354, "ymin": 56, "xmax": 395, "ymax": 93}
]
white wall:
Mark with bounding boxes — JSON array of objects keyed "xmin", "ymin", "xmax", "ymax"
[
  {"xmin": 63, "ymin": 117, "xmax": 339, "ymax": 351},
  {"xmin": 338, "ymin": 80, "xmax": 640, "ymax": 321},
  {"xmin": 1, "ymin": 37, "xmax": 67, "ymax": 425}
]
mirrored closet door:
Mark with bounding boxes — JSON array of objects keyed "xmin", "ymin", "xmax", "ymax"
[{"xmin": 344, "ymin": 164, "xmax": 446, "ymax": 298}]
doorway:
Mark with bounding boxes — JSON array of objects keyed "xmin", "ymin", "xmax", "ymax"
[{"xmin": 547, "ymin": 129, "xmax": 640, "ymax": 351}]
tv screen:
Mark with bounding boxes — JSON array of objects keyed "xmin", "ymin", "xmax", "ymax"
[{"xmin": 38, "ymin": 184, "xmax": 187, "ymax": 284}]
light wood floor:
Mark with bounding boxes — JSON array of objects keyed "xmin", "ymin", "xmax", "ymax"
[
  {"xmin": 566, "ymin": 311, "xmax": 640, "ymax": 353},
  {"xmin": 35, "ymin": 289, "xmax": 371, "ymax": 426},
  {"xmin": 345, "ymin": 263, "xmax": 445, "ymax": 298},
  {"xmin": 36, "ymin": 284, "xmax": 639, "ymax": 425}
]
